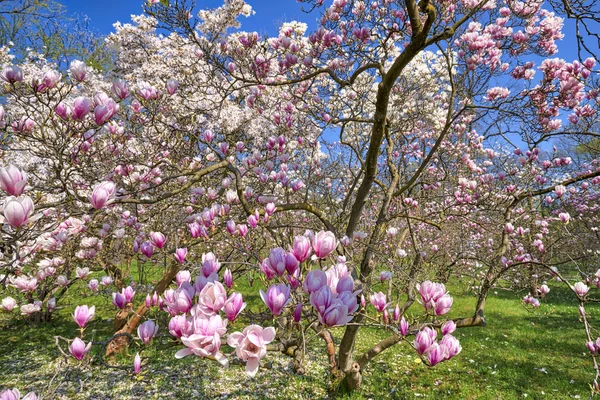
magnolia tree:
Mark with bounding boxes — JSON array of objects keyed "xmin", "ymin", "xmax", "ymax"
[{"xmin": 0, "ymin": 0, "xmax": 600, "ymax": 395}]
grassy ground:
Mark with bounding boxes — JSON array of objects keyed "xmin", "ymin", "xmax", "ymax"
[{"xmin": 0, "ymin": 272, "xmax": 596, "ymax": 399}]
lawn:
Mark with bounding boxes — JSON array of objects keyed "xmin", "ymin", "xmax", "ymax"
[{"xmin": 0, "ymin": 273, "xmax": 595, "ymax": 399}]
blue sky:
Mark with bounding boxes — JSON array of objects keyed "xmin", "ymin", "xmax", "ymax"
[
  {"xmin": 59, "ymin": 0, "xmax": 315, "ymax": 37},
  {"xmin": 59, "ymin": 0, "xmax": 583, "ymax": 62}
]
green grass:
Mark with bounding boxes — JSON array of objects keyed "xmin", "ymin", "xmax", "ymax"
[{"xmin": 0, "ymin": 275, "xmax": 596, "ymax": 399}]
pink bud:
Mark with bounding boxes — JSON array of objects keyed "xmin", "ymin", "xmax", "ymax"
[{"xmin": 223, "ymin": 268, "xmax": 233, "ymax": 289}]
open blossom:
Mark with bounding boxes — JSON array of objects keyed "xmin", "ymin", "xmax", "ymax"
[
  {"xmin": 164, "ymin": 282, "xmax": 195, "ymax": 314},
  {"xmin": 168, "ymin": 314, "xmax": 192, "ymax": 339},
  {"xmin": 1, "ymin": 297, "xmax": 17, "ymax": 311},
  {"xmin": 90, "ymin": 181, "xmax": 116, "ymax": 209},
  {"xmin": 1, "ymin": 65, "xmax": 23, "ymax": 83},
  {"xmin": 72, "ymin": 305, "xmax": 95, "ymax": 328},
  {"xmin": 369, "ymin": 292, "xmax": 389, "ymax": 313},
  {"xmin": 69, "ymin": 337, "xmax": 92, "ymax": 360},
  {"xmin": 76, "ymin": 267, "xmax": 91, "ymax": 279},
  {"xmin": 197, "ymin": 281, "xmax": 227, "ymax": 315},
  {"xmin": 175, "ymin": 313, "xmax": 228, "ymax": 366},
  {"xmin": 0, "ymin": 165, "xmax": 27, "ymax": 196},
  {"xmin": 227, "ymin": 325, "xmax": 276, "ymax": 377}
]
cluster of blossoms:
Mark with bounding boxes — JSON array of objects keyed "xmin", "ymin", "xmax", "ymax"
[{"xmin": 414, "ymin": 321, "xmax": 462, "ymax": 366}]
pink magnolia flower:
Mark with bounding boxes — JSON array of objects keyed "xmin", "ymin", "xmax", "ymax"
[
  {"xmin": 1, "ymin": 297, "xmax": 17, "ymax": 311},
  {"xmin": 414, "ymin": 327, "xmax": 437, "ymax": 355},
  {"xmin": 166, "ymin": 79, "xmax": 178, "ymax": 95},
  {"xmin": 149, "ymin": 231, "xmax": 166, "ymax": 248},
  {"xmin": 168, "ymin": 314, "xmax": 192, "ymax": 338},
  {"xmin": 69, "ymin": 337, "xmax": 92, "ymax": 360},
  {"xmin": 174, "ymin": 248, "xmax": 188, "ymax": 264},
  {"xmin": 3, "ymin": 196, "xmax": 35, "ymax": 228},
  {"xmin": 201, "ymin": 252, "xmax": 221, "ymax": 277},
  {"xmin": 425, "ymin": 343, "xmax": 448, "ymax": 366},
  {"xmin": 574, "ymin": 282, "xmax": 589, "ymax": 297},
  {"xmin": 434, "ymin": 294, "xmax": 453, "ymax": 316},
  {"xmin": 137, "ymin": 320, "xmax": 158, "ymax": 345},
  {"xmin": 441, "ymin": 320, "xmax": 457, "ymax": 336},
  {"xmin": 197, "ymin": 281, "xmax": 227, "ymax": 315},
  {"xmin": 319, "ymin": 300, "xmax": 354, "ymax": 327},
  {"xmin": 175, "ymin": 314, "xmax": 229, "ymax": 367},
  {"xmin": 539, "ymin": 284, "xmax": 550, "ymax": 296},
  {"xmin": 303, "ymin": 269, "xmax": 328, "ymax": 293},
  {"xmin": 112, "ymin": 292, "xmax": 127, "ymax": 309},
  {"xmin": 260, "ymin": 284, "xmax": 291, "ymax": 316},
  {"xmin": 312, "ymin": 231, "xmax": 337, "ymax": 258},
  {"xmin": 164, "ymin": 282, "xmax": 195, "ymax": 314},
  {"xmin": 369, "ymin": 292, "xmax": 389, "ymax": 313},
  {"xmin": 140, "ymin": 241, "xmax": 154, "ymax": 258},
  {"xmin": 0, "ymin": 165, "xmax": 27, "ymax": 196},
  {"xmin": 70, "ymin": 60, "xmax": 87, "ymax": 82},
  {"xmin": 291, "ymin": 235, "xmax": 312, "ymax": 262},
  {"xmin": 379, "ymin": 271, "xmax": 392, "ymax": 282},
  {"xmin": 76, "ymin": 267, "xmax": 90, "ymax": 279},
  {"xmin": 294, "ymin": 302, "xmax": 303, "ymax": 322},
  {"xmin": 72, "ymin": 96, "xmax": 93, "ymax": 120},
  {"xmin": 440, "ymin": 334, "xmax": 462, "ymax": 360},
  {"xmin": 90, "ymin": 181, "xmax": 116, "ymax": 209},
  {"xmin": 72, "ymin": 305, "xmax": 95, "ymax": 328},
  {"xmin": 227, "ymin": 325, "xmax": 276, "ymax": 377},
  {"xmin": 223, "ymin": 292, "xmax": 246, "ymax": 321},
  {"xmin": 175, "ymin": 270, "xmax": 191, "ymax": 286},
  {"xmin": 122, "ymin": 286, "xmax": 135, "ymax": 303},
  {"xmin": 417, "ymin": 281, "xmax": 448, "ymax": 310},
  {"xmin": 1, "ymin": 65, "xmax": 23, "ymax": 83}
]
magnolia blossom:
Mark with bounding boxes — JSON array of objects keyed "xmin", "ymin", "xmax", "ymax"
[
  {"xmin": 72, "ymin": 305, "xmax": 95, "ymax": 328},
  {"xmin": 369, "ymin": 292, "xmax": 389, "ymax": 313},
  {"xmin": 227, "ymin": 325, "xmax": 276, "ymax": 377},
  {"xmin": 90, "ymin": 181, "xmax": 116, "ymax": 209},
  {"xmin": 3, "ymin": 196, "xmax": 36, "ymax": 228},
  {"xmin": 138, "ymin": 320, "xmax": 158, "ymax": 345},
  {"xmin": 1, "ymin": 297, "xmax": 17, "ymax": 311},
  {"xmin": 574, "ymin": 282, "xmax": 589, "ymax": 297},
  {"xmin": 312, "ymin": 231, "xmax": 337, "ymax": 258},
  {"xmin": 0, "ymin": 165, "xmax": 27, "ymax": 196},
  {"xmin": 260, "ymin": 284, "xmax": 291, "ymax": 316},
  {"xmin": 69, "ymin": 337, "xmax": 92, "ymax": 360},
  {"xmin": 223, "ymin": 292, "xmax": 246, "ymax": 321},
  {"xmin": 175, "ymin": 314, "xmax": 228, "ymax": 366}
]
